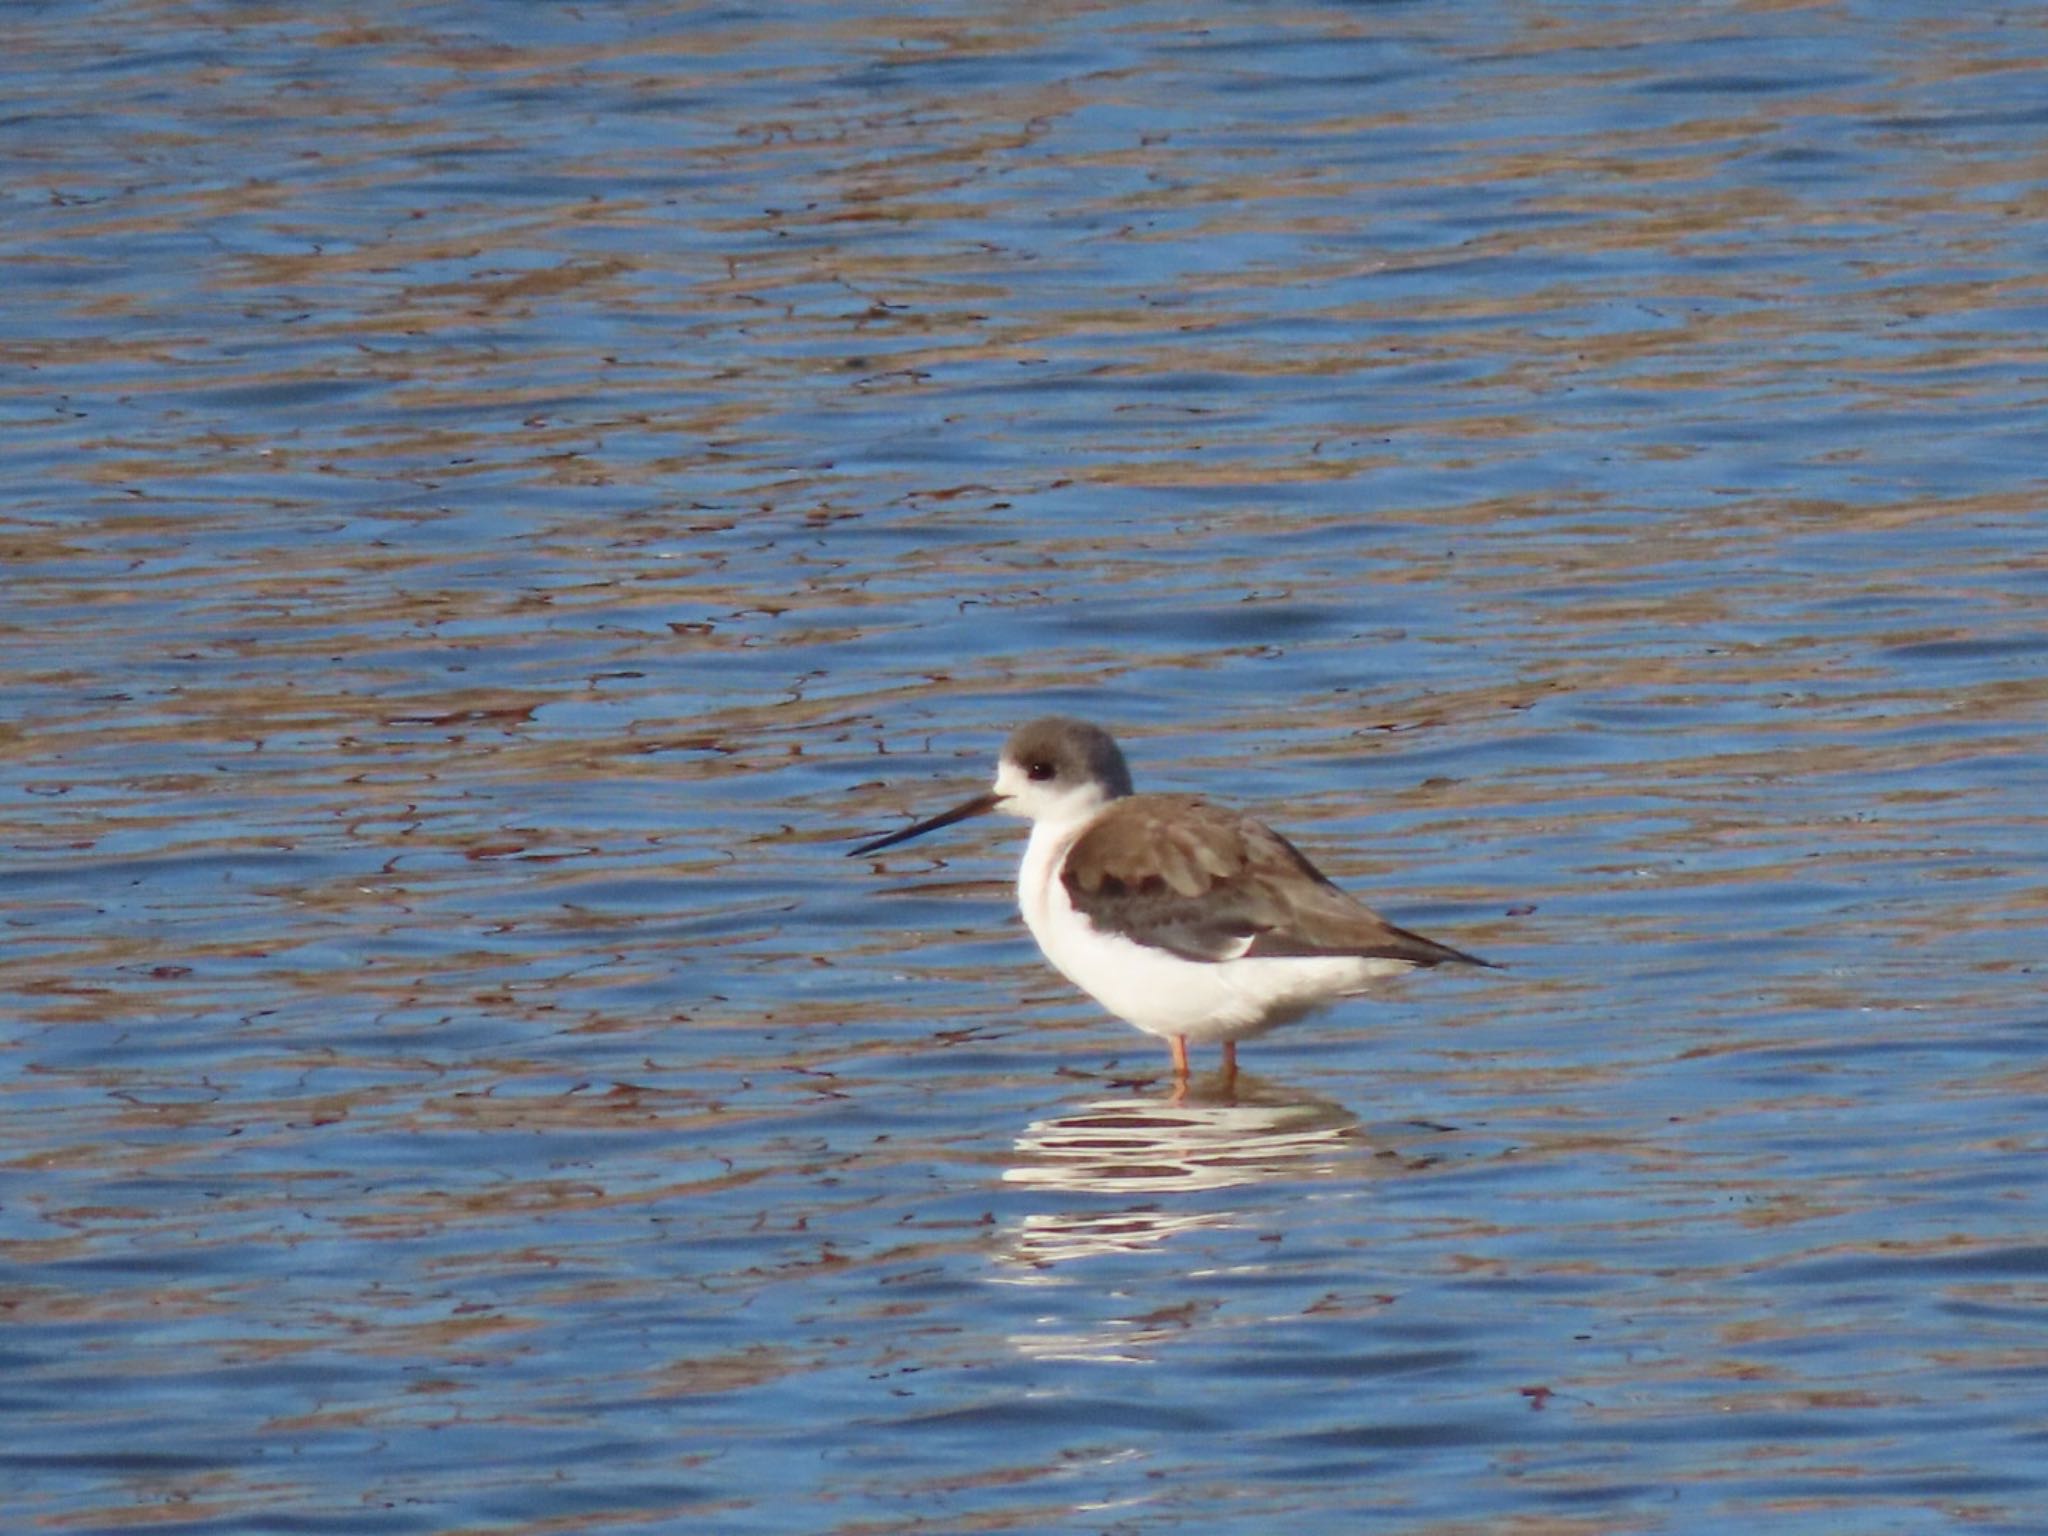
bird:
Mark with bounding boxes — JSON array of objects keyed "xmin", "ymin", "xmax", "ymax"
[{"xmin": 849, "ymin": 717, "xmax": 1491, "ymax": 1083}]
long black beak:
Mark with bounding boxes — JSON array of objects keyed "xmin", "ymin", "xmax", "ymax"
[{"xmin": 847, "ymin": 790, "xmax": 1005, "ymax": 856}]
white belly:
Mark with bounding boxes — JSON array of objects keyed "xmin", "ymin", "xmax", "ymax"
[{"xmin": 1015, "ymin": 821, "xmax": 1412, "ymax": 1044}]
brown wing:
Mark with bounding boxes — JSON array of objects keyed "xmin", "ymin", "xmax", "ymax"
[{"xmin": 1061, "ymin": 794, "xmax": 1489, "ymax": 967}]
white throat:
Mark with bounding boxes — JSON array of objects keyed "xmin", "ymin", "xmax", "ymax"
[{"xmin": 1015, "ymin": 806, "xmax": 1095, "ymax": 940}]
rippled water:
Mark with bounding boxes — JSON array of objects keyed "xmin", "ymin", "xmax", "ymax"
[{"xmin": 5, "ymin": 3, "xmax": 2047, "ymax": 1532}]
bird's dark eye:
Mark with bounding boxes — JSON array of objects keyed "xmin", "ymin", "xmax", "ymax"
[{"xmin": 1026, "ymin": 760, "xmax": 1056, "ymax": 782}]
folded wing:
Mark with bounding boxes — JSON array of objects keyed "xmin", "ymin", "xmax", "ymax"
[{"xmin": 1061, "ymin": 795, "xmax": 1489, "ymax": 968}]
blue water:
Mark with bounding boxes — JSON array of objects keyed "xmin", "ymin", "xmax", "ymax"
[{"xmin": 4, "ymin": 3, "xmax": 2046, "ymax": 1532}]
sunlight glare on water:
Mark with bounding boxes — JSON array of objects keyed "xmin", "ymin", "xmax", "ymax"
[{"xmin": 3, "ymin": 3, "xmax": 2046, "ymax": 1533}]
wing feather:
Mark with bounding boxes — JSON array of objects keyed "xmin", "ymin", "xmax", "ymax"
[{"xmin": 1061, "ymin": 795, "xmax": 1489, "ymax": 968}]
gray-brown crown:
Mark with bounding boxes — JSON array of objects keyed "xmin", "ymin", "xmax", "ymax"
[{"xmin": 1000, "ymin": 717, "xmax": 1135, "ymax": 799}]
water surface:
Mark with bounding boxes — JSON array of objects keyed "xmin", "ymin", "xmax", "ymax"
[{"xmin": 4, "ymin": 3, "xmax": 2047, "ymax": 1533}]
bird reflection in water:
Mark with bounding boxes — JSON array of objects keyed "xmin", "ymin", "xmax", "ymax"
[
  {"xmin": 990, "ymin": 1075, "xmax": 1441, "ymax": 1362},
  {"xmin": 995, "ymin": 1074, "xmax": 1435, "ymax": 1272}
]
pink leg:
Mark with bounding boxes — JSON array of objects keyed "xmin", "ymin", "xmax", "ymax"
[
  {"xmin": 1221, "ymin": 1040, "xmax": 1238, "ymax": 1084},
  {"xmin": 1170, "ymin": 1036, "xmax": 1190, "ymax": 1078}
]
